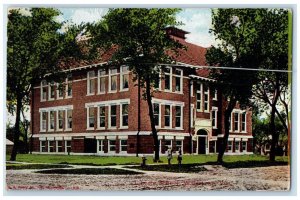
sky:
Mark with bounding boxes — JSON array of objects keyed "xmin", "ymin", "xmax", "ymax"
[{"xmin": 57, "ymin": 8, "xmax": 217, "ymax": 47}]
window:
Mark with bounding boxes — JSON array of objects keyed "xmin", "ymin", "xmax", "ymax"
[
  {"xmin": 164, "ymin": 105, "xmax": 171, "ymax": 128},
  {"xmin": 57, "ymin": 83, "xmax": 64, "ymax": 99},
  {"xmin": 212, "ymin": 107, "xmax": 218, "ymax": 129},
  {"xmin": 176, "ymin": 140, "xmax": 183, "ymax": 151},
  {"xmin": 196, "ymin": 83, "xmax": 203, "ymax": 111},
  {"xmin": 40, "ymin": 141, "xmax": 46, "ymax": 152},
  {"xmin": 120, "ymin": 140, "xmax": 127, "ymax": 152},
  {"xmin": 153, "ymin": 103, "xmax": 160, "ymax": 127},
  {"xmin": 109, "ymin": 105, "xmax": 117, "ymax": 128},
  {"xmin": 165, "ymin": 139, "xmax": 172, "ymax": 151},
  {"xmin": 241, "ymin": 112, "xmax": 246, "ymax": 132},
  {"xmin": 234, "ymin": 112, "xmax": 240, "ymax": 132},
  {"xmin": 57, "ymin": 110, "xmax": 64, "ymax": 131},
  {"xmin": 48, "ymin": 141, "xmax": 55, "ymax": 152},
  {"xmin": 242, "ymin": 141, "xmax": 247, "ymax": 151},
  {"xmin": 98, "ymin": 140, "xmax": 104, "ymax": 152},
  {"xmin": 66, "ymin": 110, "xmax": 72, "ymax": 130},
  {"xmin": 204, "ymin": 85, "xmax": 210, "ymax": 112},
  {"xmin": 65, "ymin": 140, "xmax": 71, "ymax": 153},
  {"xmin": 121, "ymin": 104, "xmax": 129, "ymax": 128},
  {"xmin": 163, "ymin": 67, "xmax": 171, "ymax": 91},
  {"xmin": 41, "ymin": 111, "xmax": 47, "ymax": 132},
  {"xmin": 190, "ymin": 105, "xmax": 194, "ymax": 128},
  {"xmin": 41, "ymin": 80, "xmax": 47, "ymax": 101},
  {"xmin": 227, "ymin": 141, "xmax": 233, "ymax": 152},
  {"xmin": 229, "ymin": 113, "xmax": 232, "ymax": 131},
  {"xmin": 66, "ymin": 76, "xmax": 72, "ymax": 98},
  {"xmin": 87, "ymin": 71, "xmax": 96, "ymax": 95},
  {"xmin": 109, "ymin": 140, "xmax": 116, "ymax": 152},
  {"xmin": 49, "ymin": 82, "xmax": 55, "ymax": 100},
  {"xmin": 174, "ymin": 69, "xmax": 183, "ymax": 93},
  {"xmin": 98, "ymin": 69, "xmax": 106, "ymax": 94},
  {"xmin": 98, "ymin": 106, "xmax": 105, "ymax": 129},
  {"xmin": 109, "ymin": 68, "xmax": 118, "ymax": 92},
  {"xmin": 175, "ymin": 106, "xmax": 182, "ymax": 128},
  {"xmin": 56, "ymin": 141, "xmax": 63, "ymax": 152},
  {"xmin": 190, "ymin": 81, "xmax": 194, "ymax": 97},
  {"xmin": 213, "ymin": 89, "xmax": 218, "ymax": 100},
  {"xmin": 235, "ymin": 141, "xmax": 240, "ymax": 152},
  {"xmin": 88, "ymin": 107, "xmax": 95, "ymax": 129},
  {"xmin": 49, "ymin": 111, "xmax": 55, "ymax": 131},
  {"xmin": 120, "ymin": 65, "xmax": 129, "ymax": 91}
]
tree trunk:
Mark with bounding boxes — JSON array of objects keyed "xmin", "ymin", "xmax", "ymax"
[
  {"xmin": 217, "ymin": 99, "xmax": 236, "ymax": 163},
  {"xmin": 269, "ymin": 105, "xmax": 278, "ymax": 161},
  {"xmin": 10, "ymin": 96, "xmax": 22, "ymax": 161},
  {"xmin": 145, "ymin": 77, "xmax": 160, "ymax": 161}
]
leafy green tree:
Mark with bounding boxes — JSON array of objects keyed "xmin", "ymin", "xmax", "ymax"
[
  {"xmin": 7, "ymin": 8, "xmax": 84, "ymax": 160},
  {"xmin": 206, "ymin": 9, "xmax": 289, "ymax": 162},
  {"xmin": 87, "ymin": 8, "xmax": 183, "ymax": 161}
]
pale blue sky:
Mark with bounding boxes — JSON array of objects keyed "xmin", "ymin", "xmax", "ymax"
[{"xmin": 57, "ymin": 8, "xmax": 216, "ymax": 47}]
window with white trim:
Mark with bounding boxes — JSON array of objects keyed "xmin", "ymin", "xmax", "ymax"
[
  {"xmin": 66, "ymin": 110, "xmax": 72, "ymax": 130},
  {"xmin": 87, "ymin": 71, "xmax": 96, "ymax": 95},
  {"xmin": 164, "ymin": 105, "xmax": 171, "ymax": 128},
  {"xmin": 120, "ymin": 139, "xmax": 127, "ymax": 152},
  {"xmin": 190, "ymin": 105, "xmax": 194, "ymax": 128},
  {"xmin": 41, "ymin": 80, "xmax": 47, "ymax": 101},
  {"xmin": 109, "ymin": 68, "xmax": 118, "ymax": 92},
  {"xmin": 98, "ymin": 106, "xmax": 106, "ymax": 129},
  {"xmin": 165, "ymin": 139, "xmax": 172, "ymax": 151},
  {"xmin": 175, "ymin": 105, "xmax": 182, "ymax": 128},
  {"xmin": 234, "ymin": 112, "xmax": 240, "ymax": 132},
  {"xmin": 227, "ymin": 141, "xmax": 233, "ymax": 152},
  {"xmin": 48, "ymin": 141, "xmax": 55, "ymax": 152},
  {"xmin": 211, "ymin": 107, "xmax": 218, "ymax": 129},
  {"xmin": 65, "ymin": 140, "xmax": 71, "ymax": 153},
  {"xmin": 109, "ymin": 140, "xmax": 116, "ymax": 152},
  {"xmin": 229, "ymin": 113, "xmax": 233, "ymax": 131},
  {"xmin": 213, "ymin": 89, "xmax": 218, "ymax": 100},
  {"xmin": 66, "ymin": 76, "xmax": 72, "ymax": 98},
  {"xmin": 242, "ymin": 141, "xmax": 247, "ymax": 151},
  {"xmin": 41, "ymin": 111, "xmax": 47, "ymax": 132},
  {"xmin": 98, "ymin": 140, "xmax": 104, "ymax": 152},
  {"xmin": 163, "ymin": 67, "xmax": 171, "ymax": 91},
  {"xmin": 204, "ymin": 85, "xmax": 210, "ymax": 112},
  {"xmin": 109, "ymin": 105, "xmax": 117, "ymax": 128},
  {"xmin": 174, "ymin": 69, "xmax": 183, "ymax": 93},
  {"xmin": 49, "ymin": 82, "xmax": 55, "ymax": 100},
  {"xmin": 153, "ymin": 103, "xmax": 160, "ymax": 127},
  {"xmin": 120, "ymin": 65, "xmax": 129, "ymax": 91},
  {"xmin": 196, "ymin": 83, "xmax": 203, "ymax": 111},
  {"xmin": 57, "ymin": 83, "xmax": 64, "ymax": 99},
  {"xmin": 56, "ymin": 141, "xmax": 63, "ymax": 152},
  {"xmin": 49, "ymin": 111, "xmax": 55, "ymax": 131},
  {"xmin": 176, "ymin": 140, "xmax": 183, "ymax": 151},
  {"xmin": 121, "ymin": 103, "xmax": 129, "ymax": 128},
  {"xmin": 235, "ymin": 141, "xmax": 240, "ymax": 152},
  {"xmin": 98, "ymin": 68, "xmax": 106, "ymax": 94},
  {"xmin": 40, "ymin": 141, "xmax": 46, "ymax": 152},
  {"xmin": 88, "ymin": 107, "xmax": 95, "ymax": 129},
  {"xmin": 57, "ymin": 110, "xmax": 64, "ymax": 131},
  {"xmin": 241, "ymin": 112, "xmax": 246, "ymax": 132}
]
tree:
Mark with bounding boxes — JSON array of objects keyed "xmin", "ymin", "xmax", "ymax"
[
  {"xmin": 206, "ymin": 9, "xmax": 289, "ymax": 162},
  {"xmin": 7, "ymin": 8, "xmax": 84, "ymax": 160},
  {"xmin": 87, "ymin": 8, "xmax": 183, "ymax": 161}
]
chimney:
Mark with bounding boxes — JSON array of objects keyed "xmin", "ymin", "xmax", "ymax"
[{"xmin": 166, "ymin": 27, "xmax": 190, "ymax": 40}]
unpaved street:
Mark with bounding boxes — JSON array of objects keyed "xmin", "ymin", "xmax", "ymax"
[{"xmin": 6, "ymin": 165, "xmax": 290, "ymax": 191}]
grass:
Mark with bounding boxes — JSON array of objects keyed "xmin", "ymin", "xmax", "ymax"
[
  {"xmin": 6, "ymin": 163, "xmax": 71, "ymax": 170},
  {"xmin": 6, "ymin": 154, "xmax": 289, "ymax": 167},
  {"xmin": 35, "ymin": 168, "xmax": 143, "ymax": 175},
  {"xmin": 130, "ymin": 164, "xmax": 207, "ymax": 173}
]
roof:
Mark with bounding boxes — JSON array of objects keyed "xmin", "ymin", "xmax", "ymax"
[{"xmin": 6, "ymin": 139, "xmax": 14, "ymax": 145}]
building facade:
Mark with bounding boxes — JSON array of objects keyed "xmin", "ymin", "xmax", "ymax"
[{"xmin": 30, "ymin": 28, "xmax": 253, "ymax": 156}]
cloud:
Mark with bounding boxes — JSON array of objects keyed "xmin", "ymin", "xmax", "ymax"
[
  {"xmin": 68, "ymin": 8, "xmax": 108, "ymax": 24},
  {"xmin": 8, "ymin": 7, "xmax": 31, "ymax": 16}
]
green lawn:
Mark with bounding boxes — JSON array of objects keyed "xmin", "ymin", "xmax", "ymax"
[{"xmin": 6, "ymin": 154, "xmax": 289, "ymax": 166}]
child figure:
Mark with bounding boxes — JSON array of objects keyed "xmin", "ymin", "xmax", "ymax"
[
  {"xmin": 177, "ymin": 147, "xmax": 182, "ymax": 166},
  {"xmin": 167, "ymin": 147, "xmax": 172, "ymax": 165}
]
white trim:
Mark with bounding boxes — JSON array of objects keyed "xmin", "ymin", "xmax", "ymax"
[
  {"xmin": 97, "ymin": 105, "xmax": 106, "ymax": 130},
  {"xmin": 164, "ymin": 104, "xmax": 172, "ymax": 129},
  {"xmin": 120, "ymin": 65, "xmax": 129, "ymax": 92},
  {"xmin": 190, "ymin": 104, "xmax": 195, "ymax": 128},
  {"xmin": 217, "ymin": 134, "xmax": 253, "ymax": 139},
  {"xmin": 87, "ymin": 70, "xmax": 96, "ymax": 95},
  {"xmin": 108, "ymin": 67, "xmax": 118, "ymax": 93},
  {"xmin": 120, "ymin": 103, "xmax": 129, "ymax": 129},
  {"xmin": 65, "ymin": 109, "xmax": 72, "ymax": 131},
  {"xmin": 211, "ymin": 107, "xmax": 218, "ymax": 129},
  {"xmin": 241, "ymin": 112, "xmax": 247, "ymax": 133},
  {"xmin": 65, "ymin": 140, "xmax": 71, "ymax": 153},
  {"xmin": 40, "ymin": 80, "xmax": 48, "ymax": 102},
  {"xmin": 174, "ymin": 68, "xmax": 183, "ymax": 94},
  {"xmin": 56, "ymin": 83, "xmax": 64, "ymax": 100},
  {"xmin": 108, "ymin": 138, "xmax": 116, "ymax": 153},
  {"xmin": 175, "ymin": 105, "xmax": 183, "ymax": 129},
  {"xmin": 108, "ymin": 104, "xmax": 117, "ymax": 129},
  {"xmin": 48, "ymin": 140, "xmax": 54, "ymax": 152},
  {"xmin": 233, "ymin": 111, "xmax": 240, "ymax": 132},
  {"xmin": 227, "ymin": 140, "xmax": 233, "ymax": 153},
  {"xmin": 190, "ymin": 81, "xmax": 194, "ymax": 97},
  {"xmin": 65, "ymin": 77, "xmax": 72, "ymax": 98},
  {"xmin": 56, "ymin": 110, "xmax": 64, "ymax": 131},
  {"xmin": 152, "ymin": 98, "xmax": 185, "ymax": 107},
  {"xmin": 97, "ymin": 139, "xmax": 104, "ymax": 153},
  {"xmin": 87, "ymin": 106, "xmax": 95, "ymax": 130},
  {"xmin": 85, "ymin": 98, "xmax": 130, "ymax": 108},
  {"xmin": 163, "ymin": 66, "xmax": 172, "ymax": 92},
  {"xmin": 40, "ymin": 111, "xmax": 47, "ymax": 132},
  {"xmin": 56, "ymin": 140, "xmax": 63, "ymax": 152},
  {"xmin": 153, "ymin": 102, "xmax": 161, "ymax": 128},
  {"xmin": 48, "ymin": 111, "xmax": 55, "ymax": 132},
  {"xmin": 204, "ymin": 85, "xmax": 210, "ymax": 113},
  {"xmin": 40, "ymin": 140, "xmax": 46, "ymax": 152},
  {"xmin": 119, "ymin": 138, "xmax": 128, "ymax": 153},
  {"xmin": 48, "ymin": 82, "xmax": 55, "ymax": 101},
  {"xmin": 189, "ymin": 74, "xmax": 216, "ymax": 82},
  {"xmin": 97, "ymin": 68, "xmax": 107, "ymax": 94},
  {"xmin": 212, "ymin": 89, "xmax": 218, "ymax": 101},
  {"xmin": 39, "ymin": 105, "xmax": 73, "ymax": 112},
  {"xmin": 196, "ymin": 83, "xmax": 203, "ymax": 112}
]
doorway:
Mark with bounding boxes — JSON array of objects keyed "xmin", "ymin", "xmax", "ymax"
[{"xmin": 197, "ymin": 129, "xmax": 208, "ymax": 154}]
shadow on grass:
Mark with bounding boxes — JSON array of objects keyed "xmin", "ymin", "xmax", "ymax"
[
  {"xmin": 6, "ymin": 164, "xmax": 71, "ymax": 170},
  {"xmin": 35, "ymin": 168, "xmax": 143, "ymax": 175},
  {"xmin": 130, "ymin": 164, "xmax": 207, "ymax": 173},
  {"xmin": 58, "ymin": 162, "xmax": 139, "ymax": 166},
  {"xmin": 222, "ymin": 160, "xmax": 288, "ymax": 169}
]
